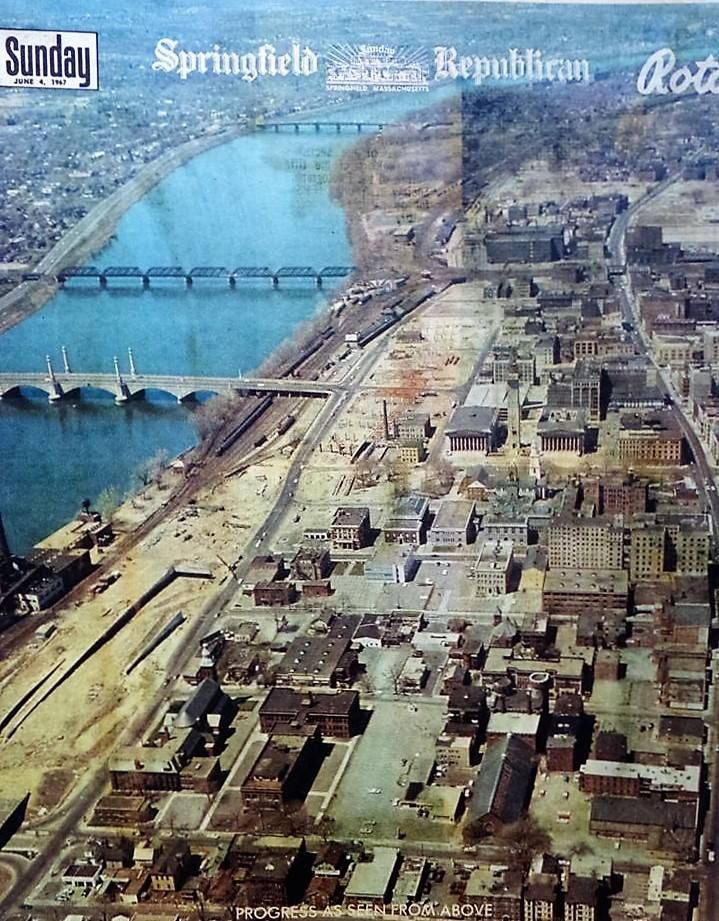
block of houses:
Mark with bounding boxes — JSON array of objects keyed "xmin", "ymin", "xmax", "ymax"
[
  {"xmin": 579, "ymin": 760, "xmax": 700, "ymax": 800},
  {"xmin": 259, "ymin": 687, "xmax": 361, "ymax": 739},
  {"xmin": 589, "ymin": 797, "xmax": 698, "ymax": 857},
  {"xmin": 463, "ymin": 866, "xmax": 523, "ymax": 920},
  {"xmin": 240, "ymin": 730, "xmax": 323, "ymax": 811},
  {"xmin": 524, "ymin": 872, "xmax": 559, "ymax": 920},
  {"xmin": 394, "ymin": 410, "xmax": 431, "ymax": 441},
  {"xmin": 276, "ymin": 636, "xmax": 359, "ymax": 688},
  {"xmin": 565, "ymin": 875, "xmax": 600, "ymax": 921},
  {"xmin": 486, "ymin": 711, "xmax": 541, "ymax": 752},
  {"xmin": 474, "ymin": 540, "xmax": 513, "ymax": 595}
]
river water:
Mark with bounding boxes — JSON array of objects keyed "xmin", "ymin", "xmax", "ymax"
[
  {"xmin": 0, "ymin": 89, "xmax": 454, "ymax": 553},
  {"xmin": 2, "ymin": 0, "xmax": 716, "ymax": 553}
]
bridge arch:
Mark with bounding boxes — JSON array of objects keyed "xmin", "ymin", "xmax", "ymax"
[
  {"xmin": 62, "ymin": 384, "xmax": 118, "ymax": 401},
  {"xmin": 0, "ymin": 383, "xmax": 53, "ymax": 400},
  {"xmin": 176, "ymin": 388, "xmax": 223, "ymax": 403},
  {"xmin": 129, "ymin": 385, "xmax": 222, "ymax": 403},
  {"xmin": 0, "ymin": 383, "xmax": 120, "ymax": 402}
]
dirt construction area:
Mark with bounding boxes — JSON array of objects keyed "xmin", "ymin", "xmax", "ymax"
[{"xmin": 0, "ymin": 410, "xmax": 316, "ymax": 820}]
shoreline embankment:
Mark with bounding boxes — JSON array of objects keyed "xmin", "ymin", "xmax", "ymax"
[{"xmin": 0, "ymin": 125, "xmax": 248, "ymax": 336}]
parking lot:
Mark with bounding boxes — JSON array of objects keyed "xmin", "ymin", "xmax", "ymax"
[
  {"xmin": 529, "ymin": 768, "xmax": 661, "ymax": 865},
  {"xmin": 326, "ymin": 697, "xmax": 452, "ymax": 843}
]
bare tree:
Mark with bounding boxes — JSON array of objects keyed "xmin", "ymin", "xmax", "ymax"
[
  {"xmin": 422, "ymin": 458, "xmax": 455, "ymax": 497},
  {"xmin": 135, "ymin": 456, "xmax": 153, "ymax": 487},
  {"xmin": 95, "ymin": 486, "xmax": 120, "ymax": 522},
  {"xmin": 192, "ymin": 393, "xmax": 240, "ymax": 440},
  {"xmin": 136, "ymin": 448, "xmax": 170, "ymax": 488},
  {"xmin": 316, "ymin": 814, "xmax": 336, "ymax": 843},
  {"xmin": 387, "ymin": 662, "xmax": 405, "ymax": 695},
  {"xmin": 499, "ymin": 816, "xmax": 552, "ymax": 871},
  {"xmin": 355, "ymin": 456, "xmax": 380, "ymax": 488},
  {"xmin": 150, "ymin": 447, "xmax": 170, "ymax": 486}
]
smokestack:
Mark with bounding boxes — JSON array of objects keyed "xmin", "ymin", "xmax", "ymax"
[
  {"xmin": 382, "ymin": 400, "xmax": 390, "ymax": 440},
  {"xmin": 0, "ymin": 511, "xmax": 11, "ymax": 561}
]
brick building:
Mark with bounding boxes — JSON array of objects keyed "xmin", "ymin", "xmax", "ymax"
[
  {"xmin": 547, "ymin": 519, "xmax": 624, "ymax": 570},
  {"xmin": 241, "ymin": 730, "xmax": 323, "ymax": 811},
  {"xmin": 618, "ymin": 411, "xmax": 684, "ymax": 465},
  {"xmin": 383, "ymin": 495, "xmax": 431, "ymax": 545},
  {"xmin": 276, "ymin": 636, "xmax": 358, "ymax": 688},
  {"xmin": 259, "ymin": 688, "xmax": 361, "ymax": 739},
  {"xmin": 330, "ymin": 507, "xmax": 371, "ymax": 551}
]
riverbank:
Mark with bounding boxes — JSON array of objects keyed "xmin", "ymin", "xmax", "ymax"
[
  {"xmin": 329, "ymin": 96, "xmax": 462, "ymax": 273},
  {"xmin": 0, "ymin": 89, "xmax": 450, "ymax": 339},
  {"xmin": 0, "ymin": 87, "xmax": 458, "ymax": 557},
  {"xmin": 0, "ymin": 124, "xmax": 250, "ymax": 336}
]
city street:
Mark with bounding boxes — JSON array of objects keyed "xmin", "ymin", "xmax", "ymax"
[{"xmin": 608, "ymin": 183, "xmax": 719, "ymax": 920}]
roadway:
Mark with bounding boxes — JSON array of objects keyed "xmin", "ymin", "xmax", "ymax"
[
  {"xmin": 607, "ymin": 186, "xmax": 719, "ymax": 533},
  {"xmin": 0, "ymin": 281, "xmax": 442, "ymax": 917},
  {"xmin": 0, "ymin": 370, "xmax": 341, "ymax": 400},
  {"xmin": 607, "ymin": 183, "xmax": 719, "ymax": 920}
]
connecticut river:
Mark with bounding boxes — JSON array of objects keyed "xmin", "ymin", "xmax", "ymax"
[
  {"xmin": 0, "ymin": 90, "xmax": 452, "ymax": 553},
  {"xmin": 2, "ymin": 0, "xmax": 713, "ymax": 553}
]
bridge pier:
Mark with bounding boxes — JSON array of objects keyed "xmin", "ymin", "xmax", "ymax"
[
  {"xmin": 272, "ymin": 276, "xmax": 279, "ymax": 289},
  {"xmin": 46, "ymin": 355, "xmax": 64, "ymax": 403},
  {"xmin": 113, "ymin": 357, "xmax": 131, "ymax": 404},
  {"xmin": 99, "ymin": 276, "xmax": 107, "ymax": 289}
]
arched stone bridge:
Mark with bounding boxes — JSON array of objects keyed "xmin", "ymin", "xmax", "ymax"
[{"xmin": 0, "ymin": 371, "xmax": 340, "ymax": 404}]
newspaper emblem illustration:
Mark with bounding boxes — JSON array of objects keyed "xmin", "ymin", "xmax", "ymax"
[{"xmin": 326, "ymin": 43, "xmax": 429, "ymax": 93}]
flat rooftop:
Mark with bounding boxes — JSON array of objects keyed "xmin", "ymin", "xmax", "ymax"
[
  {"xmin": 344, "ymin": 847, "xmax": 400, "ymax": 900},
  {"xmin": 464, "ymin": 382, "xmax": 508, "ymax": 408},
  {"xmin": 580, "ymin": 759, "xmax": 700, "ymax": 792},
  {"xmin": 277, "ymin": 636, "xmax": 351, "ymax": 681},
  {"xmin": 245, "ymin": 735, "xmax": 309, "ymax": 783},
  {"xmin": 391, "ymin": 494, "xmax": 430, "ymax": 522},
  {"xmin": 476, "ymin": 540, "xmax": 513, "ymax": 570},
  {"xmin": 543, "ymin": 568, "xmax": 629, "ymax": 595},
  {"xmin": 332, "ymin": 506, "xmax": 370, "ymax": 527},
  {"xmin": 619, "ymin": 411, "xmax": 682, "ymax": 437},
  {"xmin": 431, "ymin": 500, "xmax": 475, "ymax": 531},
  {"xmin": 538, "ymin": 408, "xmax": 587, "ymax": 434},
  {"xmin": 446, "ymin": 405, "xmax": 499, "ymax": 436}
]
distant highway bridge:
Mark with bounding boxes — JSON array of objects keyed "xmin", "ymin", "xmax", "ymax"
[
  {"xmin": 0, "ymin": 363, "xmax": 340, "ymax": 405},
  {"xmin": 30, "ymin": 264, "xmax": 357, "ymax": 289}
]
